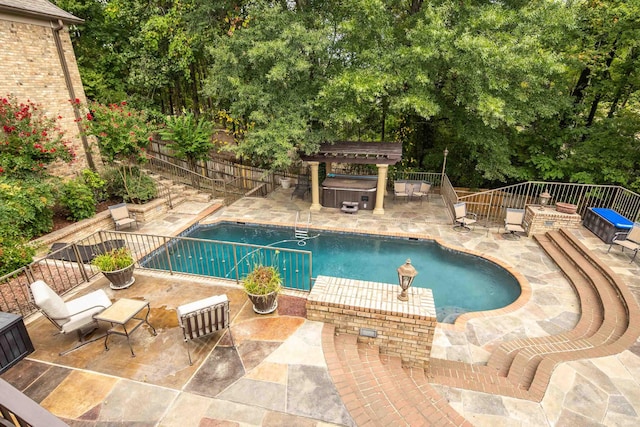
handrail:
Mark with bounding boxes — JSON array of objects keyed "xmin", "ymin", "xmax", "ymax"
[{"xmin": 0, "ymin": 378, "xmax": 68, "ymax": 426}]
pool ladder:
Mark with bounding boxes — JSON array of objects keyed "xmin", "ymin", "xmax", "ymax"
[{"xmin": 295, "ymin": 211, "xmax": 311, "ymax": 240}]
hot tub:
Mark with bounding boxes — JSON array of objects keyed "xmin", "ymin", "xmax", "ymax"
[
  {"xmin": 583, "ymin": 207, "xmax": 633, "ymax": 244},
  {"xmin": 321, "ymin": 175, "xmax": 377, "ymax": 210}
]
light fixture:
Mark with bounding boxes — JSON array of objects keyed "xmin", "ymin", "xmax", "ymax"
[
  {"xmin": 539, "ymin": 190, "xmax": 552, "ymax": 210},
  {"xmin": 397, "ymin": 259, "xmax": 418, "ymax": 301}
]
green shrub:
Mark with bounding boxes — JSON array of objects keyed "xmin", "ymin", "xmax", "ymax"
[
  {"xmin": 59, "ymin": 178, "xmax": 96, "ymax": 221},
  {"xmin": 101, "ymin": 166, "xmax": 157, "ymax": 204},
  {"xmin": 0, "ymin": 176, "xmax": 55, "ymax": 238},
  {"xmin": 81, "ymin": 169, "xmax": 107, "ymax": 202},
  {"xmin": 0, "ymin": 233, "xmax": 35, "ymax": 277},
  {"xmin": 91, "ymin": 247, "xmax": 134, "ymax": 272}
]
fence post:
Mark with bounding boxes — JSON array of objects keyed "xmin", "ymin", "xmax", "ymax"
[
  {"xmin": 163, "ymin": 236, "xmax": 174, "ymax": 275},
  {"xmin": 232, "ymin": 244, "xmax": 240, "ymax": 283},
  {"xmin": 72, "ymin": 243, "xmax": 91, "ymax": 282}
]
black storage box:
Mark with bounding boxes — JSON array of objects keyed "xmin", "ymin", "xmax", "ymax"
[{"xmin": 0, "ymin": 312, "xmax": 34, "ymax": 373}]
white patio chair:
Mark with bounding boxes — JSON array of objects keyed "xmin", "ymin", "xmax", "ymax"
[
  {"xmin": 608, "ymin": 224, "xmax": 640, "ymax": 263},
  {"xmin": 108, "ymin": 203, "xmax": 138, "ymax": 231},
  {"xmin": 177, "ymin": 294, "xmax": 235, "ymax": 365},
  {"xmin": 30, "ymin": 280, "xmax": 112, "ymax": 355},
  {"xmin": 393, "ymin": 182, "xmax": 409, "ymax": 202},
  {"xmin": 502, "ymin": 208, "xmax": 526, "ymax": 239},
  {"xmin": 453, "ymin": 202, "xmax": 478, "ymax": 232},
  {"xmin": 412, "ymin": 182, "xmax": 432, "ymax": 204}
]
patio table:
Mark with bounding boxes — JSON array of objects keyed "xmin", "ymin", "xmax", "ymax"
[{"xmin": 93, "ymin": 298, "xmax": 157, "ymax": 357}]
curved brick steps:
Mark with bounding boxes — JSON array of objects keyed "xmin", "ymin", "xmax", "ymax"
[
  {"xmin": 501, "ymin": 230, "xmax": 625, "ymax": 390},
  {"xmin": 486, "ymin": 233, "xmax": 604, "ymax": 375},
  {"xmin": 322, "ymin": 324, "xmax": 471, "ymax": 426},
  {"xmin": 427, "ymin": 228, "xmax": 640, "ymax": 402}
]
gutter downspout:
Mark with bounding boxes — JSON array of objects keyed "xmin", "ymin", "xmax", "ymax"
[{"xmin": 52, "ymin": 19, "xmax": 96, "ymax": 170}]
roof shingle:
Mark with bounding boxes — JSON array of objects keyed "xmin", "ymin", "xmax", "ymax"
[{"xmin": 0, "ymin": 0, "xmax": 82, "ymax": 24}]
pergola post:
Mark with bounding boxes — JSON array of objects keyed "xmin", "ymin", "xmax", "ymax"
[
  {"xmin": 309, "ymin": 161, "xmax": 321, "ymax": 211},
  {"xmin": 373, "ymin": 164, "xmax": 388, "ymax": 215}
]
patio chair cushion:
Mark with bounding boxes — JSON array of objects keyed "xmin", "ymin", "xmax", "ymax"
[
  {"xmin": 31, "ymin": 280, "xmax": 70, "ymax": 324},
  {"xmin": 62, "ymin": 291, "xmax": 112, "ymax": 333},
  {"xmin": 30, "ymin": 280, "xmax": 112, "ymax": 333}
]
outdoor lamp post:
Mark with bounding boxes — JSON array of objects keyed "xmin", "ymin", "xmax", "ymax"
[
  {"xmin": 441, "ymin": 148, "xmax": 449, "ymax": 185},
  {"xmin": 397, "ymin": 259, "xmax": 418, "ymax": 301}
]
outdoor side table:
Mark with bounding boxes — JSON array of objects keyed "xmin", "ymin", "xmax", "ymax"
[
  {"xmin": 93, "ymin": 298, "xmax": 157, "ymax": 357},
  {"xmin": 0, "ymin": 311, "xmax": 34, "ymax": 373}
]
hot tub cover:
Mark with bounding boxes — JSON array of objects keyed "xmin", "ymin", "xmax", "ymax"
[{"xmin": 590, "ymin": 208, "xmax": 633, "ymax": 229}]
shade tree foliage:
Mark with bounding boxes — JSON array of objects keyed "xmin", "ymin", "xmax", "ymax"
[{"xmin": 54, "ymin": 0, "xmax": 640, "ymax": 191}]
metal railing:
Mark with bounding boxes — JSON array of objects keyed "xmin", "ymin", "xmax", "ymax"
[
  {"xmin": 0, "ymin": 249, "xmax": 100, "ymax": 318},
  {"xmin": 0, "ymin": 229, "xmax": 313, "ymax": 317},
  {"xmin": 1, "ymin": 378, "xmax": 68, "ymax": 426},
  {"xmin": 452, "ymin": 181, "xmax": 640, "ymax": 228},
  {"xmin": 146, "ymin": 156, "xmax": 227, "ymax": 197},
  {"xmin": 391, "ymin": 171, "xmax": 444, "ymax": 190}
]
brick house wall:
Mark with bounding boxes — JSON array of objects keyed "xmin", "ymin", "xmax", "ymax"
[{"xmin": 0, "ymin": 10, "xmax": 99, "ymax": 178}]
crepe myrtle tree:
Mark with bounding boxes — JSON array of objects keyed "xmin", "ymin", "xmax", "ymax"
[{"xmin": 77, "ymin": 100, "xmax": 158, "ymax": 203}]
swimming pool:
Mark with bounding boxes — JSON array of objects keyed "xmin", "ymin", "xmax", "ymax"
[{"xmin": 159, "ymin": 222, "xmax": 521, "ymax": 323}]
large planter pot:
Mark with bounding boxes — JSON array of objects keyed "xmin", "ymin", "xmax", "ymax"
[
  {"xmin": 555, "ymin": 202, "xmax": 578, "ymax": 215},
  {"xmin": 246, "ymin": 291, "xmax": 278, "ymax": 314},
  {"xmin": 280, "ymin": 178, "xmax": 292, "ymax": 189},
  {"xmin": 102, "ymin": 264, "xmax": 135, "ymax": 290}
]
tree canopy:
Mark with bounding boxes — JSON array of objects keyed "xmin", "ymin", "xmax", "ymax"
[{"xmin": 54, "ymin": 0, "xmax": 640, "ymax": 190}]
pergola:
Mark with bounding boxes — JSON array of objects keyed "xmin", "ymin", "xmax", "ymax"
[{"xmin": 299, "ymin": 141, "xmax": 403, "ymax": 215}]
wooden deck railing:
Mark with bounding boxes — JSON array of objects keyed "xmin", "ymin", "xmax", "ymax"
[{"xmin": 0, "ymin": 378, "xmax": 68, "ymax": 426}]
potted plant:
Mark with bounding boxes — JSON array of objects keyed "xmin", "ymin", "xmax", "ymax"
[
  {"xmin": 92, "ymin": 247, "xmax": 136, "ymax": 290},
  {"xmin": 243, "ymin": 260, "xmax": 282, "ymax": 314}
]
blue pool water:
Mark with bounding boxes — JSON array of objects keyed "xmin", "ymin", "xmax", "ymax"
[{"xmin": 172, "ymin": 223, "xmax": 521, "ymax": 323}]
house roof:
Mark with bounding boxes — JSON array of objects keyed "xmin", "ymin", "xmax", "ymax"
[
  {"xmin": 0, "ymin": 0, "xmax": 83, "ymax": 24},
  {"xmin": 300, "ymin": 141, "xmax": 403, "ymax": 165}
]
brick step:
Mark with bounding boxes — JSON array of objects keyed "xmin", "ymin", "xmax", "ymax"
[
  {"xmin": 323, "ymin": 325, "xmax": 468, "ymax": 426},
  {"xmin": 503, "ymin": 231, "xmax": 626, "ymax": 391},
  {"xmin": 425, "ymin": 359, "xmax": 528, "ymax": 400},
  {"xmin": 355, "ymin": 344, "xmax": 409, "ymax": 426},
  {"xmin": 379, "ymin": 355, "xmax": 472, "ymax": 426},
  {"xmin": 487, "ymin": 233, "xmax": 602, "ymax": 375},
  {"xmin": 321, "ymin": 325, "xmax": 378, "ymax": 427}
]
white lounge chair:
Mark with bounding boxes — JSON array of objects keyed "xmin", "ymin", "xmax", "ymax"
[
  {"xmin": 412, "ymin": 182, "xmax": 432, "ymax": 204},
  {"xmin": 30, "ymin": 280, "xmax": 112, "ymax": 355}
]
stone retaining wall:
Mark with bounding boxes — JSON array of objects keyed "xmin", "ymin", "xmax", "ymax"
[{"xmin": 306, "ymin": 276, "xmax": 437, "ymax": 368}]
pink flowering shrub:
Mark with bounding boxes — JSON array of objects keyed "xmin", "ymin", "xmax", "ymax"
[{"xmin": 0, "ymin": 96, "xmax": 75, "ymax": 177}]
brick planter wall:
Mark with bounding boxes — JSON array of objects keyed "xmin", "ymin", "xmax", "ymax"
[
  {"xmin": 306, "ymin": 276, "xmax": 437, "ymax": 368},
  {"xmin": 523, "ymin": 205, "xmax": 582, "ymax": 236}
]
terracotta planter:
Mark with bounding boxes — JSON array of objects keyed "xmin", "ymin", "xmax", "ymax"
[
  {"xmin": 555, "ymin": 202, "xmax": 578, "ymax": 215},
  {"xmin": 246, "ymin": 291, "xmax": 278, "ymax": 314},
  {"xmin": 102, "ymin": 264, "xmax": 135, "ymax": 290}
]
